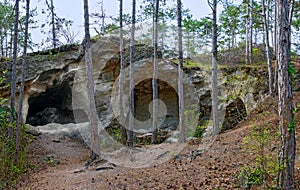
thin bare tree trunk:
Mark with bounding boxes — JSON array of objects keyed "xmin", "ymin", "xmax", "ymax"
[
  {"xmin": 127, "ymin": 0, "xmax": 136, "ymax": 147},
  {"xmin": 231, "ymin": 31, "xmax": 234, "ymax": 49},
  {"xmin": 274, "ymin": 0, "xmax": 278, "ymax": 94},
  {"xmin": 50, "ymin": 0, "xmax": 56, "ymax": 48},
  {"xmin": 208, "ymin": 0, "xmax": 219, "ymax": 135},
  {"xmin": 9, "ymin": 30, "xmax": 13, "ymax": 58},
  {"xmin": 161, "ymin": 16, "xmax": 165, "ymax": 59},
  {"xmin": 186, "ymin": 31, "xmax": 190, "ymax": 64},
  {"xmin": 277, "ymin": 0, "xmax": 295, "ymax": 188},
  {"xmin": 249, "ymin": 0, "xmax": 253, "ymax": 64},
  {"xmin": 100, "ymin": 0, "xmax": 105, "ymax": 34},
  {"xmin": 14, "ymin": 0, "xmax": 30, "ymax": 166},
  {"xmin": 151, "ymin": 0, "xmax": 159, "ymax": 144},
  {"xmin": 5, "ymin": 32, "xmax": 8, "ymax": 57},
  {"xmin": 245, "ymin": 2, "xmax": 249, "ymax": 64},
  {"xmin": 177, "ymin": 0, "xmax": 185, "ymax": 143},
  {"xmin": 274, "ymin": 0, "xmax": 277, "ymax": 55},
  {"xmin": 263, "ymin": 0, "xmax": 273, "ymax": 96},
  {"xmin": 0, "ymin": 29, "xmax": 3, "ymax": 57},
  {"xmin": 9, "ymin": 0, "xmax": 20, "ymax": 137},
  {"xmin": 118, "ymin": 0, "xmax": 126, "ymax": 144},
  {"xmin": 270, "ymin": 27, "xmax": 274, "ymax": 49},
  {"xmin": 83, "ymin": 0, "xmax": 99, "ymax": 159},
  {"xmin": 152, "ymin": 2, "xmax": 155, "ymax": 47}
]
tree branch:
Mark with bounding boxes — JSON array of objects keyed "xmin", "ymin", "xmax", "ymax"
[
  {"xmin": 207, "ymin": 0, "xmax": 213, "ymax": 10},
  {"xmin": 288, "ymin": 0, "xmax": 295, "ymax": 26}
]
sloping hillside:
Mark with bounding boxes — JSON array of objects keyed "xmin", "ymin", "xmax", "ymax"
[{"xmin": 14, "ymin": 91, "xmax": 300, "ymax": 190}]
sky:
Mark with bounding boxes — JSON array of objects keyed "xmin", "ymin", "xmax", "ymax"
[{"xmin": 25, "ymin": 0, "xmax": 214, "ymax": 49}]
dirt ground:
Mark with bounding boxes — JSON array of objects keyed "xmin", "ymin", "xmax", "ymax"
[{"xmin": 13, "ymin": 92, "xmax": 300, "ymax": 190}]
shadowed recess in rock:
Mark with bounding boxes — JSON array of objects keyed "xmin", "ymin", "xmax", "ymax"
[
  {"xmin": 134, "ymin": 78, "xmax": 179, "ymax": 130},
  {"xmin": 26, "ymin": 85, "xmax": 75, "ymax": 126}
]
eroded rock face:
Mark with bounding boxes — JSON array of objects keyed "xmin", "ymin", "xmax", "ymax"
[
  {"xmin": 222, "ymin": 98, "xmax": 247, "ymax": 131},
  {"xmin": 0, "ymin": 43, "xmax": 83, "ymax": 124},
  {"xmin": 1, "ymin": 36, "xmax": 269, "ymax": 135}
]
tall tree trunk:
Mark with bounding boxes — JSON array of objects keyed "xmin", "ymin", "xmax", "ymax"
[
  {"xmin": 254, "ymin": 28, "xmax": 258, "ymax": 45},
  {"xmin": 152, "ymin": 2, "xmax": 155, "ymax": 46},
  {"xmin": 9, "ymin": 30, "xmax": 13, "ymax": 58},
  {"xmin": 231, "ymin": 31, "xmax": 234, "ymax": 49},
  {"xmin": 100, "ymin": 0, "xmax": 105, "ymax": 34},
  {"xmin": 5, "ymin": 32, "xmax": 8, "ymax": 57},
  {"xmin": 127, "ymin": 0, "xmax": 136, "ymax": 147},
  {"xmin": 274, "ymin": 0, "xmax": 278, "ymax": 94},
  {"xmin": 14, "ymin": 0, "xmax": 30, "ymax": 166},
  {"xmin": 270, "ymin": 27, "xmax": 274, "ymax": 49},
  {"xmin": 245, "ymin": 2, "xmax": 249, "ymax": 64},
  {"xmin": 277, "ymin": 0, "xmax": 295, "ymax": 188},
  {"xmin": 177, "ymin": 0, "xmax": 185, "ymax": 143},
  {"xmin": 186, "ymin": 31, "xmax": 190, "ymax": 64},
  {"xmin": 209, "ymin": 0, "xmax": 219, "ymax": 135},
  {"xmin": 161, "ymin": 17, "xmax": 165, "ymax": 59},
  {"xmin": 249, "ymin": 0, "xmax": 253, "ymax": 64},
  {"xmin": 263, "ymin": 0, "xmax": 273, "ymax": 96},
  {"xmin": 83, "ymin": 0, "xmax": 99, "ymax": 159},
  {"xmin": 0, "ymin": 29, "xmax": 4, "ymax": 57},
  {"xmin": 50, "ymin": 0, "xmax": 56, "ymax": 48},
  {"xmin": 9, "ymin": 0, "xmax": 20, "ymax": 137},
  {"xmin": 151, "ymin": 0, "xmax": 159, "ymax": 144},
  {"xmin": 118, "ymin": 0, "xmax": 126, "ymax": 144},
  {"xmin": 274, "ymin": 0, "xmax": 277, "ymax": 55}
]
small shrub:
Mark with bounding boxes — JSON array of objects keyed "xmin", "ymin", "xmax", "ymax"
[
  {"xmin": 184, "ymin": 105, "xmax": 201, "ymax": 138},
  {"xmin": 237, "ymin": 123, "xmax": 279, "ymax": 189},
  {"xmin": 238, "ymin": 166, "xmax": 265, "ymax": 189},
  {"xmin": 0, "ymin": 118, "xmax": 29, "ymax": 188},
  {"xmin": 193, "ymin": 123, "xmax": 208, "ymax": 138}
]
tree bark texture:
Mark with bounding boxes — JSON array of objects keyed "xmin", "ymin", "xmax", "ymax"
[{"xmin": 277, "ymin": 0, "xmax": 295, "ymax": 188}]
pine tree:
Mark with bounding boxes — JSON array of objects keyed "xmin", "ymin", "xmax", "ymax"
[
  {"xmin": 208, "ymin": 0, "xmax": 219, "ymax": 135},
  {"xmin": 118, "ymin": 0, "xmax": 127, "ymax": 144},
  {"xmin": 127, "ymin": 0, "xmax": 136, "ymax": 147},
  {"xmin": 177, "ymin": 0, "xmax": 185, "ymax": 143},
  {"xmin": 262, "ymin": 0, "xmax": 273, "ymax": 96},
  {"xmin": 249, "ymin": 0, "xmax": 253, "ymax": 64},
  {"xmin": 151, "ymin": 0, "xmax": 159, "ymax": 144},
  {"xmin": 276, "ymin": 0, "xmax": 295, "ymax": 188},
  {"xmin": 83, "ymin": 0, "xmax": 99, "ymax": 160},
  {"xmin": 14, "ymin": 0, "xmax": 30, "ymax": 166},
  {"xmin": 45, "ymin": 0, "xmax": 57, "ymax": 48},
  {"xmin": 9, "ymin": 0, "xmax": 20, "ymax": 137}
]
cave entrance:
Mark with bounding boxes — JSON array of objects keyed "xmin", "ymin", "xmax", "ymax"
[
  {"xmin": 134, "ymin": 78, "xmax": 179, "ymax": 131},
  {"xmin": 26, "ymin": 85, "xmax": 74, "ymax": 126}
]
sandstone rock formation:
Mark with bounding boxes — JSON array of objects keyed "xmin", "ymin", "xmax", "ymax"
[{"xmin": 0, "ymin": 36, "xmax": 270, "ymax": 141}]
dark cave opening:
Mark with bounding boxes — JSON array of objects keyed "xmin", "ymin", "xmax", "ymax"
[
  {"xmin": 134, "ymin": 78, "xmax": 179, "ymax": 130},
  {"xmin": 26, "ymin": 85, "xmax": 75, "ymax": 126}
]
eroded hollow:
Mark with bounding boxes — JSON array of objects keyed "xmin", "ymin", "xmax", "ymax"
[
  {"xmin": 134, "ymin": 78, "xmax": 179, "ymax": 131},
  {"xmin": 26, "ymin": 85, "xmax": 74, "ymax": 126}
]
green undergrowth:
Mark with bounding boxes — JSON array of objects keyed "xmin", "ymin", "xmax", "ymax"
[
  {"xmin": 0, "ymin": 118, "xmax": 30, "ymax": 189},
  {"xmin": 0, "ymin": 71, "xmax": 31, "ymax": 189},
  {"xmin": 171, "ymin": 58, "xmax": 210, "ymax": 69},
  {"xmin": 236, "ymin": 112, "xmax": 279, "ymax": 189}
]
